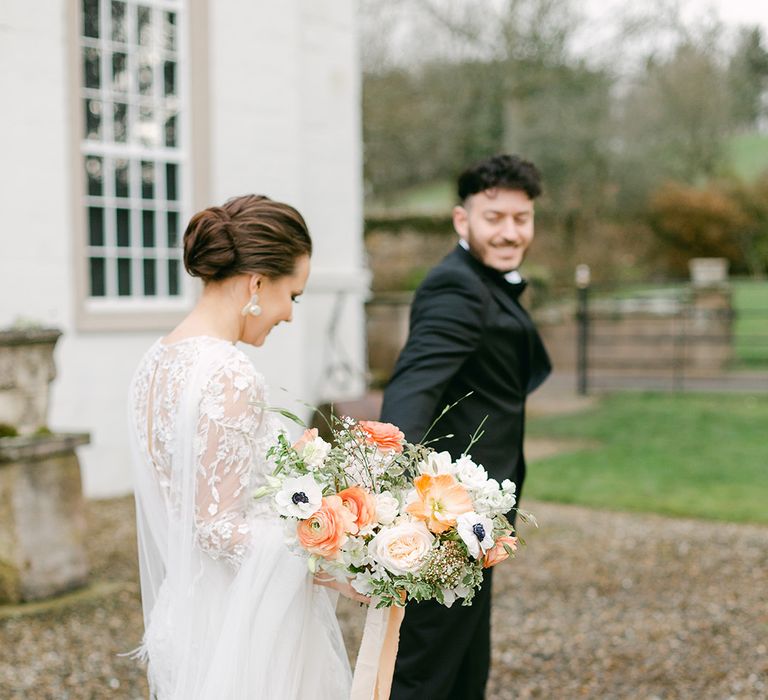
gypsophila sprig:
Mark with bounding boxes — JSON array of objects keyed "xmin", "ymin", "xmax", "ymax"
[
  {"xmin": 254, "ymin": 408, "xmax": 529, "ymax": 608},
  {"xmin": 420, "ymin": 540, "xmax": 466, "ymax": 589}
]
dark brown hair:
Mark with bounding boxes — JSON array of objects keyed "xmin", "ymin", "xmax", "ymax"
[
  {"xmin": 457, "ymin": 154, "xmax": 542, "ymax": 201},
  {"xmin": 183, "ymin": 194, "xmax": 312, "ymax": 282}
]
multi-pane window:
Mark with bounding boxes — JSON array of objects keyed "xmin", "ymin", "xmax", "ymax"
[{"xmin": 80, "ymin": 0, "xmax": 187, "ymax": 303}]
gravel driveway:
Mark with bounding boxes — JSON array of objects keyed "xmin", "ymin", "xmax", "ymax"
[{"xmin": 1, "ymin": 497, "xmax": 765, "ymax": 699}]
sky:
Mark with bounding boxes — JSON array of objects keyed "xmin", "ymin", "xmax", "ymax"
[
  {"xmin": 704, "ymin": 0, "xmax": 768, "ymax": 32},
  {"xmin": 583, "ymin": 0, "xmax": 768, "ymax": 40},
  {"xmin": 360, "ymin": 0, "xmax": 768, "ymax": 72},
  {"xmin": 569, "ymin": 0, "xmax": 768, "ymax": 77},
  {"xmin": 584, "ymin": 0, "xmax": 768, "ymax": 29}
]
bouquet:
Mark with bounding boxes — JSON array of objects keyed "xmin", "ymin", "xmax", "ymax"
[{"xmin": 255, "ymin": 411, "xmax": 526, "ymax": 610}]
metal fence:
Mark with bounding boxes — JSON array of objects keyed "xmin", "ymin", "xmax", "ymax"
[{"xmin": 575, "ymin": 279, "xmax": 768, "ymax": 394}]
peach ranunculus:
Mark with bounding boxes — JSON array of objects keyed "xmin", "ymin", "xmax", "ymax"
[
  {"xmin": 406, "ymin": 473, "xmax": 473, "ymax": 534},
  {"xmin": 296, "ymin": 495, "xmax": 358, "ymax": 559},
  {"xmin": 357, "ymin": 420, "xmax": 405, "ymax": 453},
  {"xmin": 337, "ymin": 485, "xmax": 377, "ymax": 530},
  {"xmin": 482, "ymin": 534, "xmax": 518, "ymax": 569}
]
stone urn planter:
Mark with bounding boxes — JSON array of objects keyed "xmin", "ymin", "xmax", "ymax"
[
  {"xmin": 0, "ymin": 327, "xmax": 62, "ymax": 434},
  {"xmin": 0, "ymin": 433, "xmax": 90, "ymax": 603}
]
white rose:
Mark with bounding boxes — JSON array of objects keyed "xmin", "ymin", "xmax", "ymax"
[
  {"xmin": 500, "ymin": 479, "xmax": 517, "ymax": 510},
  {"xmin": 456, "ymin": 511, "xmax": 495, "ymax": 559},
  {"xmin": 455, "ymin": 455, "xmax": 489, "ymax": 490},
  {"xmin": 374, "ymin": 491, "xmax": 400, "ymax": 525},
  {"xmin": 301, "ymin": 436, "xmax": 331, "ymax": 469},
  {"xmin": 369, "ymin": 521, "xmax": 434, "ymax": 576},
  {"xmin": 417, "ymin": 451, "xmax": 456, "ymax": 476},
  {"xmin": 274, "ymin": 474, "xmax": 322, "ymax": 518}
]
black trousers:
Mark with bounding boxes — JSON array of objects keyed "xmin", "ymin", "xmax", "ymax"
[{"xmin": 390, "ymin": 569, "xmax": 494, "ymax": 700}]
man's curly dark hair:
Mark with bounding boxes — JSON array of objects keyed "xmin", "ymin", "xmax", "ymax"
[{"xmin": 457, "ymin": 154, "xmax": 542, "ymax": 202}]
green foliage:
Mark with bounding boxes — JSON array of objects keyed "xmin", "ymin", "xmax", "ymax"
[
  {"xmin": 363, "ymin": 60, "xmax": 506, "ymax": 196},
  {"xmin": 526, "ymin": 393, "xmax": 768, "ymax": 523},
  {"xmin": 266, "ymin": 406, "xmax": 306, "ymax": 427},
  {"xmin": 364, "ymin": 213, "xmax": 452, "ymax": 236},
  {"xmin": 402, "ymin": 266, "xmax": 430, "ymax": 291},
  {"xmin": 617, "ymin": 41, "xmax": 733, "ymax": 204},
  {"xmin": 728, "ymin": 27, "xmax": 768, "ymax": 129},
  {"xmin": 648, "ymin": 176, "xmax": 768, "ymax": 276}
]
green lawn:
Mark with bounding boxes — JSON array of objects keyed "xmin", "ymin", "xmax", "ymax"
[
  {"xmin": 526, "ymin": 393, "xmax": 768, "ymax": 524},
  {"xmin": 367, "ymin": 179, "xmax": 453, "ymax": 214},
  {"xmin": 727, "ymin": 132, "xmax": 768, "ymax": 181},
  {"xmin": 732, "ymin": 280, "xmax": 768, "ymax": 368}
]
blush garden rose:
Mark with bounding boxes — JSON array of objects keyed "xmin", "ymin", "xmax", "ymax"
[{"xmin": 368, "ymin": 521, "xmax": 434, "ymax": 576}]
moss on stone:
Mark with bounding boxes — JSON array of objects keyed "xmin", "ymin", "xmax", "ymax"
[
  {"xmin": 0, "ymin": 558, "xmax": 21, "ymax": 604},
  {"xmin": 0, "ymin": 423, "xmax": 19, "ymax": 439}
]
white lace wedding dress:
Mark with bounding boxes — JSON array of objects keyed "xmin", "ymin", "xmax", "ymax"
[{"xmin": 129, "ymin": 336, "xmax": 351, "ymax": 699}]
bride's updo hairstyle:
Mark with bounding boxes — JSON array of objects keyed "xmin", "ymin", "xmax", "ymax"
[{"xmin": 183, "ymin": 194, "xmax": 312, "ymax": 283}]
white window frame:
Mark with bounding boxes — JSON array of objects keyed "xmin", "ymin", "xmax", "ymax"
[{"xmin": 75, "ymin": 0, "xmax": 194, "ymax": 326}]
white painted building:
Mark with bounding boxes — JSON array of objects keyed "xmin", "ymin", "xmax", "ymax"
[{"xmin": 0, "ymin": 1, "xmax": 368, "ymax": 497}]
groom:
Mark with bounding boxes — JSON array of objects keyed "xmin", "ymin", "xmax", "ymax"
[{"xmin": 380, "ymin": 153, "xmax": 552, "ymax": 699}]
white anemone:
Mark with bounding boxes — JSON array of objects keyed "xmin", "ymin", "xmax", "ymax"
[
  {"xmin": 274, "ymin": 474, "xmax": 322, "ymax": 518},
  {"xmin": 456, "ymin": 511, "xmax": 495, "ymax": 559}
]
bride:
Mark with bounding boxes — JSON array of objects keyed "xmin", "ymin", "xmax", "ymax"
[{"xmin": 128, "ymin": 194, "xmax": 361, "ymax": 699}]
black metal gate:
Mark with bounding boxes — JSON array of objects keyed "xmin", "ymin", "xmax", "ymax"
[{"xmin": 575, "ymin": 280, "xmax": 768, "ymax": 394}]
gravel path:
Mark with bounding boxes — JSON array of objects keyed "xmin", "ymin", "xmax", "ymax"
[{"xmin": 1, "ymin": 497, "xmax": 765, "ymax": 699}]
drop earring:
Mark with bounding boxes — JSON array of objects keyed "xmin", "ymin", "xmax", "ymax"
[{"xmin": 241, "ymin": 293, "xmax": 262, "ymax": 317}]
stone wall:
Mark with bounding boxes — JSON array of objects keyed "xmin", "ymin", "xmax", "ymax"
[{"xmin": 365, "ymin": 216, "xmax": 455, "ymax": 292}]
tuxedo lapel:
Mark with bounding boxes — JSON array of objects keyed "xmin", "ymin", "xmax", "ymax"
[
  {"xmin": 453, "ymin": 245, "xmax": 551, "ymax": 394},
  {"xmin": 486, "ymin": 278, "xmax": 527, "ymax": 320},
  {"xmin": 453, "ymin": 244, "xmax": 530, "ymax": 322}
]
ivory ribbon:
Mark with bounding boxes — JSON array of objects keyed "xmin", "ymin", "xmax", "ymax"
[{"xmin": 350, "ymin": 601, "xmax": 406, "ymax": 700}]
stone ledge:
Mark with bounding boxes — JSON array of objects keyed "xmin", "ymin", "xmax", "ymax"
[{"xmin": 0, "ymin": 433, "xmax": 91, "ymax": 463}]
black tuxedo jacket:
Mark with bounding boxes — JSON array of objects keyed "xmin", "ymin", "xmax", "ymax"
[{"xmin": 381, "ymin": 244, "xmax": 551, "ymax": 497}]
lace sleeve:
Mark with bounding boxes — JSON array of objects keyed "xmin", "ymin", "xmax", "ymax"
[{"xmin": 193, "ymin": 356, "xmax": 264, "ymax": 569}]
